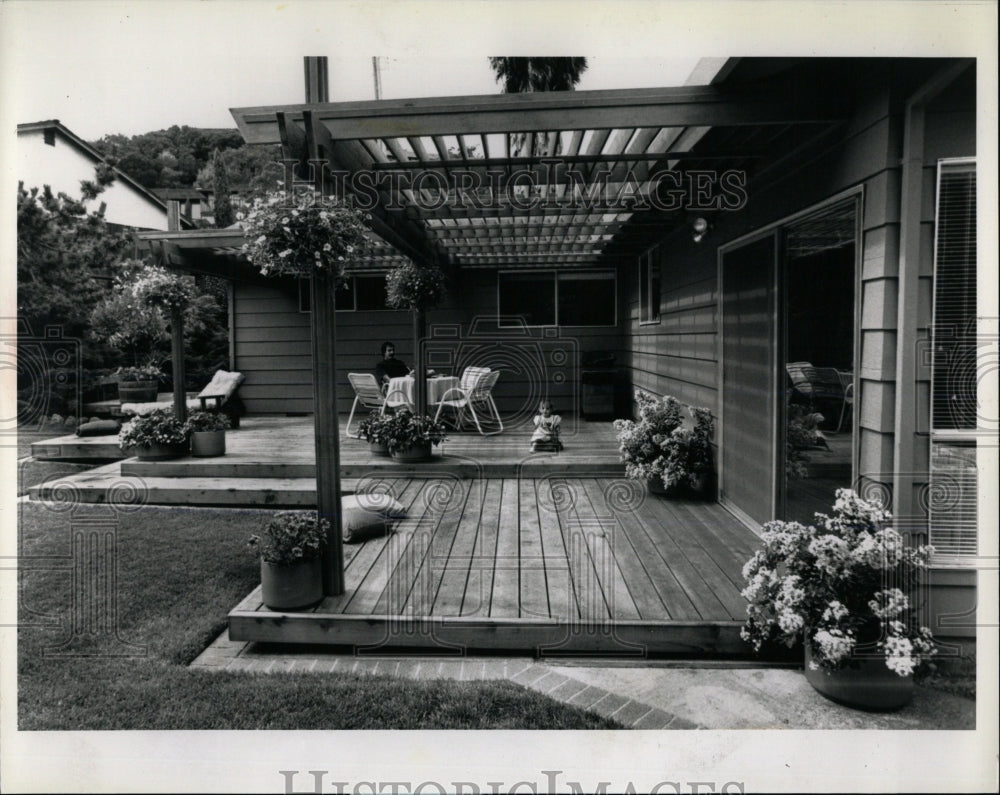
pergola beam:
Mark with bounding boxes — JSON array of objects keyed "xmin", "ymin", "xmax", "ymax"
[{"xmin": 232, "ymin": 83, "xmax": 844, "ymax": 143}]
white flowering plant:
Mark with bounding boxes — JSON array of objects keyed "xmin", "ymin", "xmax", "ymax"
[
  {"xmin": 118, "ymin": 408, "xmax": 189, "ymax": 449},
  {"xmin": 740, "ymin": 489, "xmax": 937, "ymax": 677},
  {"xmin": 240, "ymin": 190, "xmax": 370, "ymax": 281},
  {"xmin": 129, "ymin": 264, "xmax": 197, "ymax": 312}
]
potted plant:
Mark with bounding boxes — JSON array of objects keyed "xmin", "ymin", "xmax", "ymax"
[
  {"xmin": 786, "ymin": 403, "xmax": 829, "ymax": 479},
  {"xmin": 115, "ymin": 363, "xmax": 164, "ymax": 404},
  {"xmin": 118, "ymin": 408, "xmax": 189, "ymax": 460},
  {"xmin": 660, "ymin": 406, "xmax": 715, "ymax": 496},
  {"xmin": 248, "ymin": 511, "xmax": 329, "ymax": 610},
  {"xmin": 740, "ymin": 488, "xmax": 937, "ymax": 710},
  {"xmin": 612, "ymin": 390, "xmax": 684, "ymax": 494},
  {"xmin": 357, "ymin": 410, "xmax": 392, "ymax": 456},
  {"xmin": 183, "ymin": 410, "xmax": 230, "ymax": 457},
  {"xmin": 383, "ymin": 408, "xmax": 448, "ymax": 462},
  {"xmin": 385, "ymin": 259, "xmax": 448, "ymax": 312}
]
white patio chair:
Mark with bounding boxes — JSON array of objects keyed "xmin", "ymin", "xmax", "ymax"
[
  {"xmin": 346, "ymin": 373, "xmax": 387, "ymax": 438},
  {"xmin": 434, "ymin": 368, "xmax": 504, "ymax": 436}
]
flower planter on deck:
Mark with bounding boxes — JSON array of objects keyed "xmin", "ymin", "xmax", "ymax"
[
  {"xmin": 130, "ymin": 442, "xmax": 188, "ymax": 461},
  {"xmin": 391, "ymin": 442, "xmax": 433, "ymax": 462},
  {"xmin": 191, "ymin": 429, "xmax": 226, "ymax": 457},
  {"xmin": 804, "ymin": 642, "xmax": 914, "ymax": 711},
  {"xmin": 118, "ymin": 380, "xmax": 159, "ymax": 403}
]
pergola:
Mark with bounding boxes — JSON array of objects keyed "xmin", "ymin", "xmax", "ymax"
[{"xmin": 140, "ymin": 57, "xmax": 849, "ymax": 597}]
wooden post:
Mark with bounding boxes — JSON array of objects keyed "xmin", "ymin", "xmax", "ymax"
[
  {"xmin": 304, "ymin": 56, "xmax": 329, "ymax": 103},
  {"xmin": 311, "ymin": 270, "xmax": 344, "ymax": 595},
  {"xmin": 170, "ymin": 307, "xmax": 186, "ymax": 422},
  {"xmin": 413, "ymin": 308, "xmax": 427, "ymax": 416}
]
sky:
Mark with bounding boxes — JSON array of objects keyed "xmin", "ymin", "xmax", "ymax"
[{"xmin": 2, "ymin": 2, "xmax": 701, "ymax": 140}]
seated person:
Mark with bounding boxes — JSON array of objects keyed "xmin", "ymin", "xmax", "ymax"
[
  {"xmin": 375, "ymin": 341, "xmax": 411, "ymax": 390},
  {"xmin": 530, "ymin": 400, "xmax": 563, "ymax": 452}
]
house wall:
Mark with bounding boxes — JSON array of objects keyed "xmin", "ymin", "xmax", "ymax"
[
  {"xmin": 232, "ymin": 269, "xmax": 624, "ymax": 423},
  {"xmin": 620, "ymin": 64, "xmax": 977, "ymax": 637},
  {"xmin": 18, "ymin": 129, "xmax": 171, "ymax": 230}
]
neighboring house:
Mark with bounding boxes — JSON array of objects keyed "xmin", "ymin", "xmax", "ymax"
[
  {"xmin": 139, "ymin": 57, "xmax": 988, "ymax": 645},
  {"xmin": 17, "ymin": 119, "xmax": 192, "ymax": 231},
  {"xmin": 154, "ymin": 187, "xmax": 209, "ymax": 223}
]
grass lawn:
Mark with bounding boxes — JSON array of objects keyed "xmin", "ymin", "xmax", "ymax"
[{"xmin": 17, "ymin": 502, "xmax": 621, "ymax": 730}]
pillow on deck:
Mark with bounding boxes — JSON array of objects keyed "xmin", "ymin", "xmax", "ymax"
[
  {"xmin": 341, "ymin": 492, "xmax": 407, "ymax": 543},
  {"xmin": 76, "ymin": 419, "xmax": 122, "ymax": 437},
  {"xmin": 121, "ymin": 397, "xmax": 202, "ymax": 417}
]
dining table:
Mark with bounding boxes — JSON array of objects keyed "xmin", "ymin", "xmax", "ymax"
[{"xmin": 384, "ymin": 374, "xmax": 461, "ymax": 409}]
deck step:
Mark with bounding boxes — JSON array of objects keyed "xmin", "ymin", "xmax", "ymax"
[
  {"xmin": 27, "ymin": 463, "xmax": 347, "ymax": 507},
  {"xmin": 121, "ymin": 456, "xmax": 624, "ymax": 480},
  {"xmin": 228, "ymin": 586, "xmax": 749, "ymax": 655},
  {"xmin": 31, "ymin": 436, "xmax": 126, "ymax": 461}
]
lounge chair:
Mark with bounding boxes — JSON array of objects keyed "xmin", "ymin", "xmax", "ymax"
[{"xmin": 121, "ymin": 369, "xmax": 245, "ymax": 427}]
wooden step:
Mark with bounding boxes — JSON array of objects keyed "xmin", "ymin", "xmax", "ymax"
[
  {"xmin": 121, "ymin": 455, "xmax": 624, "ymax": 480},
  {"xmin": 229, "ymin": 586, "xmax": 748, "ymax": 655},
  {"xmin": 31, "ymin": 434, "xmax": 126, "ymax": 461}
]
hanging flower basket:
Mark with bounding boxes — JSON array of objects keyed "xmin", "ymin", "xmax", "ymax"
[
  {"xmin": 240, "ymin": 191, "xmax": 370, "ymax": 285},
  {"xmin": 385, "ymin": 260, "xmax": 447, "ymax": 312}
]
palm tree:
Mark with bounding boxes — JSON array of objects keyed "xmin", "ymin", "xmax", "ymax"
[
  {"xmin": 488, "ymin": 57, "xmax": 588, "ymax": 93},
  {"xmin": 489, "ymin": 58, "xmax": 589, "ymax": 157}
]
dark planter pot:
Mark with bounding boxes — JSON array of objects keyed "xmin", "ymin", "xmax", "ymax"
[
  {"xmin": 391, "ymin": 442, "xmax": 433, "ymax": 462},
  {"xmin": 369, "ymin": 440, "xmax": 390, "ymax": 457},
  {"xmin": 646, "ymin": 476, "xmax": 667, "ymax": 496},
  {"xmin": 118, "ymin": 380, "xmax": 159, "ymax": 403},
  {"xmin": 260, "ymin": 557, "xmax": 324, "ymax": 611},
  {"xmin": 804, "ymin": 642, "xmax": 914, "ymax": 711},
  {"xmin": 191, "ymin": 430, "xmax": 226, "ymax": 457},
  {"xmin": 129, "ymin": 441, "xmax": 188, "ymax": 461}
]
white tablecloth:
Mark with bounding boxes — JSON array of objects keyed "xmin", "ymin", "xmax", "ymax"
[{"xmin": 385, "ymin": 376, "xmax": 461, "ymax": 408}]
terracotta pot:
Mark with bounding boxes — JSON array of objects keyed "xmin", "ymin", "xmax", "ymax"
[
  {"xmin": 260, "ymin": 557, "xmax": 324, "ymax": 611},
  {"xmin": 369, "ymin": 440, "xmax": 390, "ymax": 457},
  {"xmin": 391, "ymin": 442, "xmax": 433, "ymax": 462},
  {"xmin": 118, "ymin": 380, "xmax": 159, "ymax": 403},
  {"xmin": 130, "ymin": 441, "xmax": 188, "ymax": 461},
  {"xmin": 804, "ymin": 641, "xmax": 914, "ymax": 711},
  {"xmin": 191, "ymin": 430, "xmax": 226, "ymax": 457}
]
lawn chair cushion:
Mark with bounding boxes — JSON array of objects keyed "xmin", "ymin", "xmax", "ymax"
[
  {"xmin": 341, "ymin": 493, "xmax": 407, "ymax": 543},
  {"xmin": 75, "ymin": 419, "xmax": 122, "ymax": 436},
  {"xmin": 197, "ymin": 370, "xmax": 244, "ymax": 405}
]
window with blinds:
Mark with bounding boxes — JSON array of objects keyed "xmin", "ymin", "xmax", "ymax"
[{"xmin": 929, "ymin": 159, "xmax": 977, "ymax": 560}]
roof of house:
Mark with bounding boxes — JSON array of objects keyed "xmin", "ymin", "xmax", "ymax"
[{"xmin": 17, "ymin": 119, "xmax": 194, "ymax": 228}]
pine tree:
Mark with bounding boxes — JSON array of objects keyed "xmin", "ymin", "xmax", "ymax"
[{"xmin": 212, "ymin": 149, "xmax": 235, "ymax": 228}]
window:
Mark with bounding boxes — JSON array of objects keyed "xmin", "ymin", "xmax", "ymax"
[
  {"xmin": 929, "ymin": 159, "xmax": 977, "ymax": 561},
  {"xmin": 299, "ymin": 275, "xmax": 389, "ymax": 312},
  {"xmin": 639, "ymin": 248, "xmax": 661, "ymax": 324},
  {"xmin": 498, "ymin": 270, "xmax": 616, "ymax": 327}
]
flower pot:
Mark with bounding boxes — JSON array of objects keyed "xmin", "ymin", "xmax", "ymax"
[
  {"xmin": 369, "ymin": 440, "xmax": 390, "ymax": 457},
  {"xmin": 646, "ymin": 476, "xmax": 667, "ymax": 496},
  {"xmin": 130, "ymin": 441, "xmax": 188, "ymax": 461},
  {"xmin": 804, "ymin": 642, "xmax": 914, "ymax": 711},
  {"xmin": 391, "ymin": 442, "xmax": 433, "ymax": 462},
  {"xmin": 118, "ymin": 380, "xmax": 159, "ymax": 403},
  {"xmin": 260, "ymin": 557, "xmax": 324, "ymax": 611},
  {"xmin": 191, "ymin": 429, "xmax": 226, "ymax": 457}
]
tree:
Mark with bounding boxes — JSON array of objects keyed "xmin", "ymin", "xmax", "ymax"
[
  {"xmin": 212, "ymin": 149, "xmax": 235, "ymax": 228},
  {"xmin": 488, "ymin": 57, "xmax": 588, "ymax": 156},
  {"xmin": 488, "ymin": 57, "xmax": 588, "ymax": 93},
  {"xmin": 16, "ymin": 172, "xmax": 132, "ymax": 353}
]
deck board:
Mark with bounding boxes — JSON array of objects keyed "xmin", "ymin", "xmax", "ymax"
[
  {"xmin": 463, "ymin": 478, "xmax": 502, "ymax": 617},
  {"xmin": 431, "ymin": 478, "xmax": 485, "ymax": 616},
  {"xmin": 535, "ymin": 478, "xmax": 576, "ymax": 620},
  {"xmin": 519, "ymin": 479, "xmax": 550, "ymax": 619},
  {"xmin": 490, "ymin": 479, "xmax": 521, "ymax": 618}
]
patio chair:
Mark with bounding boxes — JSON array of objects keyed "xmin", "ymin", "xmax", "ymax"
[
  {"xmin": 346, "ymin": 373, "xmax": 387, "ymax": 438},
  {"xmin": 434, "ymin": 368, "xmax": 504, "ymax": 436},
  {"xmin": 786, "ymin": 363, "xmax": 848, "ymax": 431},
  {"xmin": 835, "ymin": 370, "xmax": 854, "ymax": 433}
]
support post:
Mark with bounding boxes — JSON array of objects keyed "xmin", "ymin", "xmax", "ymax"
[
  {"xmin": 170, "ymin": 307, "xmax": 186, "ymax": 423},
  {"xmin": 413, "ymin": 308, "xmax": 427, "ymax": 416},
  {"xmin": 311, "ymin": 269, "xmax": 345, "ymax": 595}
]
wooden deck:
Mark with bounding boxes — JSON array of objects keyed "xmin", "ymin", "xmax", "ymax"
[{"xmin": 230, "ymin": 476, "xmax": 760, "ymax": 655}]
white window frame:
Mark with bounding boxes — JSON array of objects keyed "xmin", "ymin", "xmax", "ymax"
[{"xmin": 928, "ymin": 157, "xmax": 980, "ymax": 567}]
